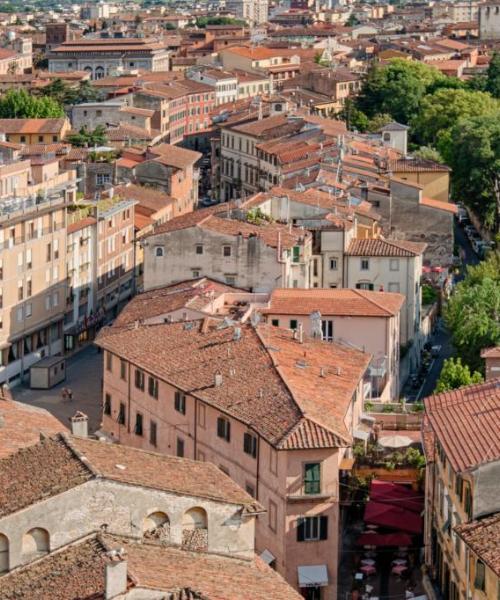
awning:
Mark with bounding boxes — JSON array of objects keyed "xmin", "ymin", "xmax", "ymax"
[
  {"xmin": 339, "ymin": 457, "xmax": 355, "ymax": 470},
  {"xmin": 354, "ymin": 429, "xmax": 370, "ymax": 442},
  {"xmin": 260, "ymin": 549, "xmax": 275, "ymax": 565},
  {"xmin": 298, "ymin": 565, "xmax": 329, "ymax": 588},
  {"xmin": 370, "ymin": 480, "xmax": 424, "ymax": 514},
  {"xmin": 364, "ymin": 500, "xmax": 423, "ymax": 534}
]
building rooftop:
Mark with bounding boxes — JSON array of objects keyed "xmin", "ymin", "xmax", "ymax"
[
  {"xmin": 388, "ymin": 157, "xmax": 451, "ymax": 173},
  {"xmin": 346, "ymin": 238, "xmax": 427, "ymax": 257},
  {"xmin": 97, "ymin": 321, "xmax": 370, "ymax": 449},
  {"xmin": 0, "ymin": 118, "xmax": 68, "ymax": 134},
  {"xmin": 0, "ymin": 533, "xmax": 302, "ymax": 600},
  {"xmin": 150, "ymin": 143, "xmax": 202, "ymax": 170},
  {"xmin": 455, "ymin": 513, "xmax": 500, "ymax": 578},
  {"xmin": 0, "ymin": 434, "xmax": 259, "ymax": 518},
  {"xmin": 424, "ymin": 379, "xmax": 500, "ymax": 472},
  {"xmin": 264, "ymin": 288, "xmax": 405, "ymax": 318},
  {"xmin": 481, "ymin": 346, "xmax": 500, "ymax": 359}
]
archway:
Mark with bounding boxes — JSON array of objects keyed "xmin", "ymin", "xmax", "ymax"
[
  {"xmin": 22, "ymin": 528, "xmax": 49, "ymax": 559},
  {"xmin": 143, "ymin": 511, "xmax": 170, "ymax": 542},
  {"xmin": 182, "ymin": 507, "xmax": 208, "ymax": 551}
]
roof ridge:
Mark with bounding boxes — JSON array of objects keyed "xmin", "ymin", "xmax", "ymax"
[
  {"xmin": 60, "ymin": 433, "xmax": 102, "ymax": 479},
  {"xmin": 352, "ymin": 288, "xmax": 392, "ymax": 316}
]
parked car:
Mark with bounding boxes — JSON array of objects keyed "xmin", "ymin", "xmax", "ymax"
[
  {"xmin": 457, "ymin": 210, "xmax": 469, "ymax": 225},
  {"xmin": 431, "ymin": 345, "xmax": 442, "ymax": 358}
]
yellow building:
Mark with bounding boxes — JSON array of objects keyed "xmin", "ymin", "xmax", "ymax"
[
  {"xmin": 389, "ymin": 157, "xmax": 451, "ymax": 203},
  {"xmin": 456, "ymin": 514, "xmax": 500, "ymax": 600},
  {"xmin": 0, "ymin": 117, "xmax": 71, "ymax": 144}
]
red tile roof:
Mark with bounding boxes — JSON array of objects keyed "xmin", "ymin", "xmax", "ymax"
[
  {"xmin": 264, "ymin": 288, "xmax": 405, "ymax": 317},
  {"xmin": 455, "ymin": 513, "xmax": 500, "ymax": 577},
  {"xmin": 0, "ymin": 118, "xmax": 68, "ymax": 134},
  {"xmin": 421, "ymin": 197, "xmax": 457, "ymax": 214},
  {"xmin": 481, "ymin": 346, "xmax": 500, "ymax": 359},
  {"xmin": 389, "ymin": 157, "xmax": 451, "ymax": 173},
  {"xmin": 97, "ymin": 321, "xmax": 370, "ymax": 449},
  {"xmin": 347, "ymin": 238, "xmax": 427, "ymax": 257},
  {"xmin": 0, "ymin": 394, "xmax": 66, "ymax": 459},
  {"xmin": 67, "ymin": 216, "xmax": 97, "ymax": 235},
  {"xmin": 424, "ymin": 379, "xmax": 500, "ymax": 472}
]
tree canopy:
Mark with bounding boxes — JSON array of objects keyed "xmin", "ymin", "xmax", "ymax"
[
  {"xmin": 435, "ymin": 357, "xmax": 483, "ymax": 393},
  {"xmin": 445, "ymin": 252, "xmax": 500, "ymax": 371},
  {"xmin": 66, "ymin": 125, "xmax": 108, "ymax": 148},
  {"xmin": 195, "ymin": 16, "xmax": 247, "ymax": 28},
  {"xmin": 0, "ymin": 88, "xmax": 65, "ymax": 118},
  {"xmin": 42, "ymin": 78, "xmax": 103, "ymax": 106}
]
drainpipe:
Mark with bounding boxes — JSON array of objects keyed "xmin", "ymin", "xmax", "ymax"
[{"xmin": 194, "ymin": 397, "xmax": 198, "ymax": 460}]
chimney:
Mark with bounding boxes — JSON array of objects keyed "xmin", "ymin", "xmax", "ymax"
[
  {"xmin": 105, "ymin": 556, "xmax": 127, "ymax": 599},
  {"xmin": 69, "ymin": 411, "xmax": 88, "ymax": 438},
  {"xmin": 214, "ymin": 372, "xmax": 223, "ymax": 387},
  {"xmin": 298, "ymin": 322, "xmax": 304, "ymax": 344}
]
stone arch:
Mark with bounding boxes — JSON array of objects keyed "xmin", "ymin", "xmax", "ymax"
[
  {"xmin": 94, "ymin": 66, "xmax": 105, "ymax": 80},
  {"xmin": 0, "ymin": 533, "xmax": 8, "ymax": 573},
  {"xmin": 143, "ymin": 511, "xmax": 170, "ymax": 542},
  {"xmin": 182, "ymin": 507, "xmax": 208, "ymax": 551},
  {"xmin": 22, "ymin": 528, "xmax": 49, "ymax": 559}
]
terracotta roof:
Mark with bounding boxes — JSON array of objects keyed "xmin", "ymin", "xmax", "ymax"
[
  {"xmin": 0, "ymin": 395, "xmax": 66, "ymax": 459},
  {"xmin": 228, "ymin": 114, "xmax": 300, "ymax": 137},
  {"xmin": 114, "ymin": 278, "xmax": 241, "ymax": 326},
  {"xmin": 119, "ymin": 106, "xmax": 155, "ymax": 117},
  {"xmin": 421, "ymin": 197, "xmax": 458, "ymax": 214},
  {"xmin": 346, "ymin": 238, "xmax": 427, "ymax": 257},
  {"xmin": 0, "ymin": 433, "xmax": 259, "ymax": 518},
  {"xmin": 455, "ymin": 513, "xmax": 500, "ymax": 577},
  {"xmin": 264, "ymin": 288, "xmax": 405, "ymax": 317},
  {"xmin": 96, "ymin": 322, "xmax": 370, "ymax": 449},
  {"xmin": 424, "ymin": 379, "xmax": 500, "ymax": 472},
  {"xmin": 114, "ymin": 183, "xmax": 175, "ymax": 212},
  {"xmin": 106, "ymin": 123, "xmax": 158, "ymax": 142},
  {"xmin": 150, "ymin": 143, "xmax": 202, "ymax": 169},
  {"xmin": 0, "ymin": 534, "xmax": 302, "ymax": 600},
  {"xmin": 222, "ymin": 45, "xmax": 291, "ymax": 60},
  {"xmin": 389, "ymin": 157, "xmax": 451, "ymax": 173},
  {"xmin": 0, "ymin": 118, "xmax": 68, "ymax": 134},
  {"xmin": 67, "ymin": 216, "xmax": 97, "ymax": 235},
  {"xmin": 481, "ymin": 346, "xmax": 500, "ymax": 359}
]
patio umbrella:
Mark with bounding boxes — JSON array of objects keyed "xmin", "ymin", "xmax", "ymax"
[{"xmin": 379, "ymin": 435, "xmax": 414, "ymax": 448}]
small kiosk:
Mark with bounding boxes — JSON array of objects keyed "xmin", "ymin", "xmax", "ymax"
[{"xmin": 30, "ymin": 356, "xmax": 66, "ymax": 389}]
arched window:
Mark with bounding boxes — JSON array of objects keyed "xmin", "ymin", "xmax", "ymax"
[
  {"xmin": 182, "ymin": 507, "xmax": 208, "ymax": 551},
  {"xmin": 0, "ymin": 533, "xmax": 8, "ymax": 573},
  {"xmin": 143, "ymin": 511, "xmax": 170, "ymax": 542},
  {"xmin": 22, "ymin": 528, "xmax": 49, "ymax": 559},
  {"xmin": 94, "ymin": 66, "xmax": 105, "ymax": 80},
  {"xmin": 383, "ymin": 132, "xmax": 391, "ymax": 142},
  {"xmin": 155, "ymin": 246, "xmax": 164, "ymax": 258}
]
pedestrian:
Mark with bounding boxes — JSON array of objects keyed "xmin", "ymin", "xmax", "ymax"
[
  {"xmin": 67, "ymin": 388, "xmax": 73, "ymax": 401},
  {"xmin": 61, "ymin": 387, "xmax": 68, "ymax": 401}
]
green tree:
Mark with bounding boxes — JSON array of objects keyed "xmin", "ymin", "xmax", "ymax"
[
  {"xmin": 435, "ymin": 357, "xmax": 484, "ymax": 393},
  {"xmin": 0, "ymin": 88, "xmax": 65, "ymax": 118},
  {"xmin": 366, "ymin": 112, "xmax": 393, "ymax": 132},
  {"xmin": 413, "ymin": 88, "xmax": 499, "ymax": 147},
  {"xmin": 413, "ymin": 145, "xmax": 444, "ymax": 163},
  {"xmin": 444, "ymin": 115, "xmax": 500, "ymax": 229},
  {"xmin": 339, "ymin": 98, "xmax": 369, "ymax": 131},
  {"xmin": 66, "ymin": 125, "xmax": 107, "ymax": 147},
  {"xmin": 355, "ymin": 59, "xmax": 445, "ymax": 124},
  {"xmin": 445, "ymin": 254, "xmax": 500, "ymax": 370},
  {"xmin": 485, "ymin": 52, "xmax": 500, "ymax": 98},
  {"xmin": 346, "ymin": 14, "xmax": 360, "ymax": 26}
]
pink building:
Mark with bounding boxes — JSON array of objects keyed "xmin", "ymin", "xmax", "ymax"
[
  {"xmin": 96, "ymin": 317, "xmax": 371, "ymax": 599},
  {"xmin": 262, "ymin": 288, "xmax": 405, "ymax": 400}
]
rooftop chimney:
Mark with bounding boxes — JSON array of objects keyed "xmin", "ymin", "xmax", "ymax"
[
  {"xmin": 105, "ymin": 555, "xmax": 127, "ymax": 599},
  {"xmin": 214, "ymin": 372, "xmax": 223, "ymax": 387},
  {"xmin": 298, "ymin": 322, "xmax": 304, "ymax": 344},
  {"xmin": 69, "ymin": 411, "xmax": 88, "ymax": 438}
]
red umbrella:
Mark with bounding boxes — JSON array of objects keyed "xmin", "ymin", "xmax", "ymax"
[
  {"xmin": 364, "ymin": 501, "xmax": 423, "ymax": 534},
  {"xmin": 357, "ymin": 532, "xmax": 413, "ymax": 547},
  {"xmin": 370, "ymin": 480, "xmax": 424, "ymax": 514}
]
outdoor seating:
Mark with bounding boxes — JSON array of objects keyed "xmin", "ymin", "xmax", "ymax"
[
  {"xmin": 391, "ymin": 564, "xmax": 408, "ymax": 576},
  {"xmin": 361, "ymin": 559, "xmax": 376, "ymax": 566},
  {"xmin": 360, "ymin": 564, "xmax": 376, "ymax": 576}
]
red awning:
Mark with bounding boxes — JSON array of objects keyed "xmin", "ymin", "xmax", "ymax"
[
  {"xmin": 356, "ymin": 532, "xmax": 413, "ymax": 547},
  {"xmin": 370, "ymin": 480, "xmax": 424, "ymax": 514},
  {"xmin": 364, "ymin": 500, "xmax": 423, "ymax": 534}
]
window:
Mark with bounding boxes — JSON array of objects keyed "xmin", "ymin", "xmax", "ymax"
[
  {"xmin": 297, "ymin": 516, "xmax": 328, "ymax": 541},
  {"xmin": 175, "ymin": 391, "xmax": 186, "ymax": 414},
  {"xmin": 155, "ymin": 246, "xmax": 164, "ymax": 258},
  {"xmin": 217, "ymin": 417, "xmax": 230, "ymax": 442},
  {"xmin": 54, "ymin": 239, "xmax": 59, "ymax": 259},
  {"xmin": 135, "ymin": 413, "xmax": 143, "ymax": 436},
  {"xmin": 390, "ymin": 259, "xmax": 400, "ymax": 271},
  {"xmin": 292, "ymin": 246, "xmax": 300, "ymax": 263},
  {"xmin": 388, "ymin": 282, "xmax": 400, "ymax": 293},
  {"xmin": 356, "ymin": 282, "xmax": 374, "ymax": 291},
  {"xmin": 304, "ymin": 463, "xmax": 321, "ymax": 495},
  {"xmin": 268, "ymin": 500, "xmax": 277, "ymax": 532},
  {"xmin": 361, "ymin": 259, "xmax": 370, "ymax": 271},
  {"xmin": 246, "ymin": 482, "xmax": 255, "ymax": 497},
  {"xmin": 197, "ymin": 402, "xmax": 206, "ymax": 428},
  {"xmin": 106, "ymin": 352, "xmax": 112, "ymax": 372},
  {"xmin": 474, "ymin": 560, "xmax": 485, "ymax": 591},
  {"xmin": 148, "ymin": 376, "xmax": 159, "ymax": 399},
  {"xmin": 135, "ymin": 369, "xmax": 145, "ymax": 390},
  {"xmin": 329, "ymin": 258, "xmax": 338, "ymax": 271},
  {"xmin": 289, "ymin": 319, "xmax": 298, "ymax": 330},
  {"xmin": 120, "ymin": 360, "xmax": 126, "ymax": 380},
  {"xmin": 271, "ymin": 319, "xmax": 279, "ymax": 327},
  {"xmin": 150, "ymin": 420, "xmax": 157, "ymax": 447},
  {"xmin": 177, "ymin": 437, "xmax": 184, "ymax": 457},
  {"xmin": 321, "ymin": 320, "xmax": 334, "ymax": 342},
  {"xmin": 196, "ymin": 244, "xmax": 203, "ymax": 254},
  {"xmin": 26, "ymin": 277, "xmax": 32, "ymax": 297},
  {"xmin": 243, "ymin": 432, "xmax": 257, "ymax": 458},
  {"xmin": 26, "ymin": 249, "xmax": 32, "ymax": 269},
  {"xmin": 18, "ymin": 281, "xmax": 23, "ymax": 301},
  {"xmin": 118, "ymin": 402, "xmax": 126, "ymax": 425},
  {"xmin": 104, "ymin": 393, "xmax": 111, "ymax": 415},
  {"xmin": 25, "ymin": 303, "xmax": 32, "ymax": 318},
  {"xmin": 222, "ymin": 245, "xmax": 231, "ymax": 257}
]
